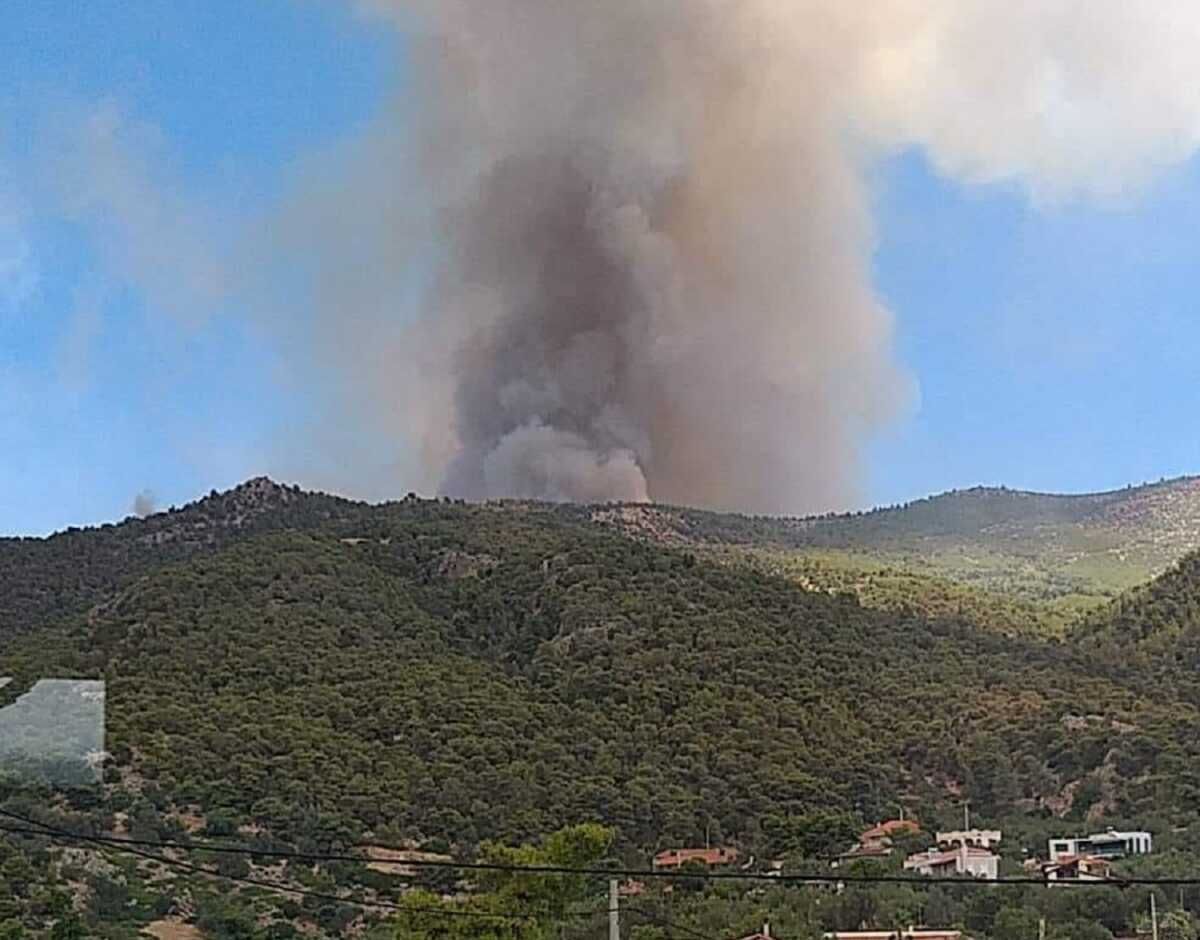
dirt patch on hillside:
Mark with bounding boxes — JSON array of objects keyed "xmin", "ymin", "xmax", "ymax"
[
  {"xmin": 142, "ymin": 920, "xmax": 202, "ymax": 940},
  {"xmin": 365, "ymin": 845, "xmax": 453, "ymax": 876}
]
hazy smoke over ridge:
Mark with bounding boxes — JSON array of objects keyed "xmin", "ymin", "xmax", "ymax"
[
  {"xmin": 45, "ymin": 2, "xmax": 1200, "ymax": 514},
  {"xmin": 130, "ymin": 489, "xmax": 157, "ymax": 518}
]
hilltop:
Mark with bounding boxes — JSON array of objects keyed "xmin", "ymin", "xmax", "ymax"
[
  {"xmin": 0, "ymin": 477, "xmax": 365, "ymax": 645},
  {"xmin": 9, "ymin": 474, "xmax": 1200, "ymax": 641},
  {"xmin": 590, "ymin": 477, "xmax": 1200, "ymax": 614}
]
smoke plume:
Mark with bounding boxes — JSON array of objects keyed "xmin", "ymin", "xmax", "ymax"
[
  {"xmin": 45, "ymin": 2, "xmax": 1200, "ymax": 514},
  {"xmin": 306, "ymin": 0, "xmax": 914, "ymax": 513},
  {"xmin": 308, "ymin": 0, "xmax": 1200, "ymax": 513}
]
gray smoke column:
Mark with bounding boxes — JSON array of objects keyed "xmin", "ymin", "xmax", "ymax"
[{"xmin": 338, "ymin": 0, "xmax": 909, "ymax": 513}]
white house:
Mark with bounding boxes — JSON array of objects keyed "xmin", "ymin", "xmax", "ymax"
[
  {"xmin": 1043, "ymin": 855, "xmax": 1114, "ymax": 884},
  {"xmin": 904, "ymin": 844, "xmax": 999, "ymax": 880},
  {"xmin": 936, "ymin": 829, "xmax": 1002, "ymax": 850},
  {"xmin": 1048, "ymin": 830, "xmax": 1151, "ymax": 863}
]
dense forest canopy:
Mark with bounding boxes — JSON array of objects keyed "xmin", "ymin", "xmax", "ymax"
[{"xmin": 4, "ymin": 478, "xmax": 1200, "ymax": 939}]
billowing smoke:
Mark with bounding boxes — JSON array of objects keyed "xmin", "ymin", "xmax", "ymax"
[
  {"xmin": 327, "ymin": 0, "xmax": 912, "ymax": 513},
  {"xmin": 40, "ymin": 2, "xmax": 1200, "ymax": 514},
  {"xmin": 323, "ymin": 0, "xmax": 1200, "ymax": 513},
  {"xmin": 130, "ymin": 489, "xmax": 157, "ymax": 518}
]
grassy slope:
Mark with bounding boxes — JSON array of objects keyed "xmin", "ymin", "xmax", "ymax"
[{"xmin": 590, "ymin": 476, "xmax": 1200, "ymax": 618}]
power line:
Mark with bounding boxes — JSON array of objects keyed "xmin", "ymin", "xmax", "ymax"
[
  {"xmin": 0, "ymin": 808, "xmax": 613, "ymax": 925},
  {"xmin": 3, "ymin": 810, "xmax": 1196, "ymax": 887}
]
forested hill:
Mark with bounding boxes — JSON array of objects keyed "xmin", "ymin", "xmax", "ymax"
[
  {"xmin": 1074, "ymin": 548, "xmax": 1200, "ymax": 675},
  {"xmin": 591, "ymin": 476, "xmax": 1200, "ymax": 604},
  {"xmin": 9, "ymin": 480, "xmax": 1200, "ymax": 936},
  {"xmin": 4, "ymin": 479, "xmax": 1200, "ymax": 860},
  {"xmin": 0, "ymin": 477, "xmax": 365, "ymax": 644}
]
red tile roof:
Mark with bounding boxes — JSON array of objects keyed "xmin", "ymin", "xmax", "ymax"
[
  {"xmin": 653, "ymin": 847, "xmax": 739, "ymax": 868},
  {"xmin": 861, "ymin": 819, "xmax": 921, "ymax": 841},
  {"xmin": 1043, "ymin": 854, "xmax": 1114, "ymax": 878}
]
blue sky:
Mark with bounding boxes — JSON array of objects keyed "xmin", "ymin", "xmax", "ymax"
[
  {"xmin": 3, "ymin": 3, "xmax": 1200, "ymax": 534},
  {"xmin": 868, "ymin": 152, "xmax": 1200, "ymax": 507}
]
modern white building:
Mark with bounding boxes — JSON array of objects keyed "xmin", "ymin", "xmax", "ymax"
[{"xmin": 1048, "ymin": 830, "xmax": 1151, "ymax": 863}]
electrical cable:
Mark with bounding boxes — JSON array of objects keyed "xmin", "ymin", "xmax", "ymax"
[
  {"xmin": 0, "ymin": 808, "xmax": 614, "ymax": 925},
  {"xmin": 2, "ymin": 808, "xmax": 1189, "ymax": 887}
]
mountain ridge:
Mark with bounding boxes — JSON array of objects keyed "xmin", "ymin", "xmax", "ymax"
[{"xmin": 8, "ymin": 473, "xmax": 1200, "ymax": 650}]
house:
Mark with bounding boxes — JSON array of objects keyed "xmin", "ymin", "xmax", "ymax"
[
  {"xmin": 1043, "ymin": 854, "xmax": 1114, "ymax": 884},
  {"xmin": 903, "ymin": 844, "xmax": 999, "ymax": 880},
  {"xmin": 733, "ymin": 923, "xmax": 774, "ymax": 940},
  {"xmin": 652, "ymin": 847, "xmax": 739, "ymax": 870},
  {"xmin": 823, "ymin": 931, "xmax": 963, "ymax": 940},
  {"xmin": 860, "ymin": 819, "xmax": 921, "ymax": 851},
  {"xmin": 617, "ymin": 880, "xmax": 645, "ymax": 897},
  {"xmin": 837, "ymin": 843, "xmax": 893, "ymax": 864},
  {"xmin": 838, "ymin": 818, "xmax": 922, "ymax": 862},
  {"xmin": 1047, "ymin": 830, "xmax": 1151, "ymax": 863},
  {"xmin": 935, "ymin": 829, "xmax": 1001, "ymax": 850}
]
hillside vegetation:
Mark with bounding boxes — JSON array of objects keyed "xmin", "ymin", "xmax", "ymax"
[
  {"xmin": 1074, "ymin": 549, "xmax": 1200, "ymax": 680},
  {"xmin": 592, "ymin": 477, "xmax": 1200, "ymax": 607},
  {"xmin": 4, "ymin": 479, "xmax": 1200, "ymax": 938}
]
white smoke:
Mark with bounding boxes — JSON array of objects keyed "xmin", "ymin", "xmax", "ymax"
[{"xmin": 131, "ymin": 489, "xmax": 158, "ymax": 518}]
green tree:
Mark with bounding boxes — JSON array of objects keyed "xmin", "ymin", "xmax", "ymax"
[
  {"xmin": 1159, "ymin": 911, "xmax": 1199, "ymax": 940},
  {"xmin": 0, "ymin": 857, "xmax": 34, "ymax": 897},
  {"xmin": 384, "ymin": 824, "xmax": 615, "ymax": 940},
  {"xmin": 87, "ymin": 874, "xmax": 132, "ymax": 921},
  {"xmin": 49, "ymin": 915, "xmax": 85, "ymax": 940},
  {"xmin": 994, "ymin": 906, "xmax": 1040, "ymax": 940},
  {"xmin": 1049, "ymin": 920, "xmax": 1113, "ymax": 940}
]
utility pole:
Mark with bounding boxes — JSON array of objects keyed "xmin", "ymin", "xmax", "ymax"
[
  {"xmin": 1038, "ymin": 918, "xmax": 1046, "ymax": 940},
  {"xmin": 609, "ymin": 879, "xmax": 620, "ymax": 940},
  {"xmin": 963, "ymin": 801, "xmax": 970, "ymax": 831},
  {"xmin": 1151, "ymin": 893, "xmax": 1159, "ymax": 940}
]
